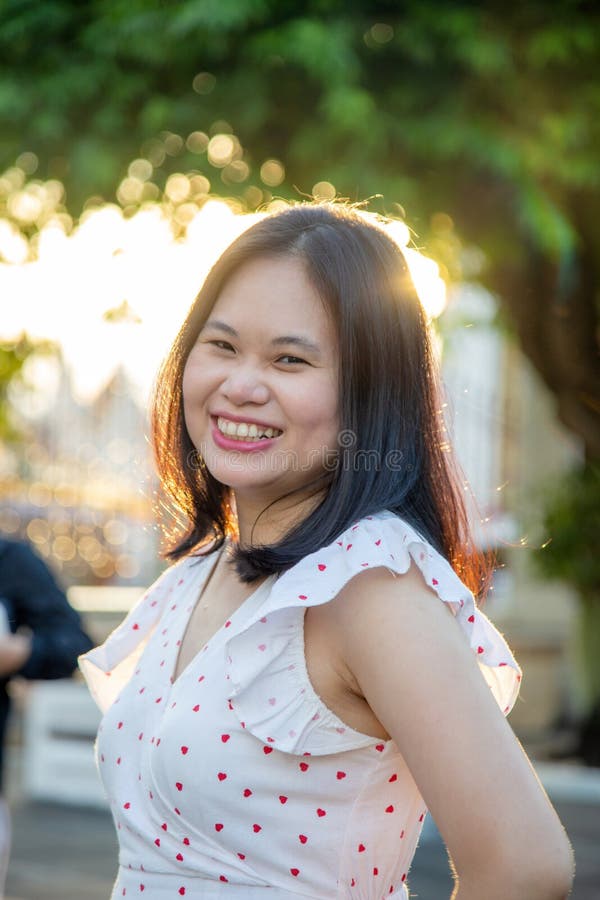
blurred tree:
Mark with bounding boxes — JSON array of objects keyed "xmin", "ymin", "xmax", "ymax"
[
  {"xmin": 0, "ymin": 336, "xmax": 55, "ymax": 442},
  {"xmin": 535, "ymin": 462, "xmax": 600, "ymax": 764},
  {"xmin": 0, "ymin": 1, "xmax": 598, "ymax": 461},
  {"xmin": 2, "ymin": 0, "xmax": 596, "ymax": 458}
]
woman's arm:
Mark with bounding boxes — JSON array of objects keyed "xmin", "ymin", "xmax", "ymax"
[{"xmin": 330, "ymin": 563, "xmax": 574, "ymax": 900}]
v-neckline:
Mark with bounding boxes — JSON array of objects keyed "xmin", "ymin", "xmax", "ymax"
[{"xmin": 168, "ymin": 543, "xmax": 273, "ymax": 690}]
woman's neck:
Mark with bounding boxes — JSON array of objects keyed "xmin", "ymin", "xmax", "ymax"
[{"xmin": 232, "ymin": 490, "xmax": 323, "ymax": 547}]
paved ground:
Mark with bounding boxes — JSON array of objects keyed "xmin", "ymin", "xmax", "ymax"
[{"xmin": 4, "ymin": 780, "xmax": 599, "ymax": 899}]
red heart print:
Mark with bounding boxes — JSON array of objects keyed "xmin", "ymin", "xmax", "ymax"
[
  {"xmin": 183, "ymin": 838, "xmax": 190, "ymax": 846},
  {"xmin": 117, "ymin": 722, "xmax": 123, "ymax": 729},
  {"xmin": 373, "ymin": 867, "xmax": 379, "ymax": 875},
  {"xmin": 221, "ymin": 734, "xmax": 230, "ymax": 743},
  {"xmin": 174, "ymin": 807, "xmax": 181, "ymax": 815},
  {"xmin": 123, "ymin": 802, "xmax": 131, "ymax": 809},
  {"xmin": 400, "ymin": 829, "xmax": 405, "ymax": 838},
  {"xmin": 181, "ymin": 746, "xmax": 188, "ymax": 755},
  {"xmin": 432, "ymin": 578, "xmax": 439, "ymax": 585},
  {"xmin": 179, "ymin": 889, "xmax": 185, "ymax": 896},
  {"xmin": 243, "ymin": 788, "xmax": 252, "ymax": 797},
  {"xmin": 154, "ymin": 838, "xmax": 160, "ymax": 847},
  {"xmin": 290, "ymin": 868, "xmax": 300, "ymax": 877},
  {"xmin": 375, "ymin": 539, "xmax": 381, "ymax": 546},
  {"xmin": 389, "ymin": 773, "xmax": 397, "ymax": 782},
  {"xmin": 258, "ymin": 644, "xmax": 267, "ymax": 652},
  {"xmin": 279, "ymin": 795, "xmax": 288, "ymax": 804},
  {"xmin": 215, "ymin": 823, "xmax": 224, "ymax": 832},
  {"xmin": 225, "ymin": 620, "xmax": 231, "ymax": 628},
  {"xmin": 263, "ymin": 746, "xmax": 273, "ymax": 754},
  {"xmin": 253, "ymin": 823, "xmax": 262, "ymax": 833},
  {"xmin": 138, "ymin": 733, "xmax": 143, "ymax": 741},
  {"xmin": 385, "ymin": 805, "xmax": 394, "ymax": 813},
  {"xmin": 140, "ymin": 886, "xmax": 144, "ymax": 892},
  {"xmin": 298, "ymin": 594, "xmax": 307, "ymax": 600},
  {"xmin": 477, "ymin": 646, "xmax": 484, "ymax": 654},
  {"xmin": 336, "ymin": 771, "xmax": 346, "ymax": 779},
  {"xmin": 176, "ymin": 782, "xmax": 183, "ymax": 791},
  {"xmin": 218, "ymin": 772, "xmax": 227, "ymax": 781},
  {"xmin": 117, "ymin": 757, "xmax": 121, "ymax": 765},
  {"xmin": 358, "ymin": 843, "xmax": 366, "ymax": 852},
  {"xmin": 176, "ymin": 853, "xmax": 184, "ymax": 862},
  {"xmin": 316, "ymin": 808, "xmax": 326, "ymax": 817},
  {"xmin": 219, "ymin": 876, "xmax": 228, "ymax": 883},
  {"xmin": 132, "ymin": 623, "xmax": 139, "ymax": 630},
  {"xmin": 375, "ymin": 744, "xmax": 384, "ymax": 752},
  {"xmin": 237, "ymin": 853, "xmax": 245, "ymax": 860},
  {"xmin": 419, "ymin": 813, "xmax": 425, "ymax": 822},
  {"xmin": 351, "ymin": 878, "xmax": 356, "ymax": 886},
  {"xmin": 299, "ymin": 834, "xmax": 308, "ymax": 843},
  {"xmin": 299, "ymin": 762, "xmax": 309, "ymax": 771},
  {"xmin": 161, "ymin": 823, "xmax": 167, "ymax": 831},
  {"xmin": 192, "ymin": 704, "xmax": 200, "ymax": 712},
  {"xmin": 318, "ymin": 564, "xmax": 326, "ymax": 571}
]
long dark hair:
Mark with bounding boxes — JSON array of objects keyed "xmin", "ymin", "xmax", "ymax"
[{"xmin": 151, "ymin": 203, "xmax": 490, "ymax": 597}]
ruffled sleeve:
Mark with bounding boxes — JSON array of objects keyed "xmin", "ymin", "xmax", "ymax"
[
  {"xmin": 78, "ymin": 554, "xmax": 204, "ymax": 713},
  {"xmin": 224, "ymin": 510, "xmax": 521, "ymax": 755}
]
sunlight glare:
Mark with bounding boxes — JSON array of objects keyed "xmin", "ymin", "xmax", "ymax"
[{"xmin": 1, "ymin": 199, "xmax": 447, "ymax": 402}]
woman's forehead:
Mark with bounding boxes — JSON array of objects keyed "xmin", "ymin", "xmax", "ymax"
[{"xmin": 209, "ymin": 255, "xmax": 335, "ymax": 341}]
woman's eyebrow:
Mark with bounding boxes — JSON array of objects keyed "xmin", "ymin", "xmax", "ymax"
[
  {"xmin": 203, "ymin": 319, "xmax": 322, "ymax": 356},
  {"xmin": 271, "ymin": 335, "xmax": 322, "ymax": 356},
  {"xmin": 203, "ymin": 319, "xmax": 237, "ymax": 337}
]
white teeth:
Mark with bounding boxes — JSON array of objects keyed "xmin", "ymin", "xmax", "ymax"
[{"xmin": 216, "ymin": 417, "xmax": 282, "ymax": 440}]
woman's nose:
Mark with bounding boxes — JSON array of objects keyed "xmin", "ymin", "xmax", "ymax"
[{"xmin": 221, "ymin": 366, "xmax": 270, "ymax": 406}]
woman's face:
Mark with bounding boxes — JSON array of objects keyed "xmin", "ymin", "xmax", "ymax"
[{"xmin": 182, "ymin": 254, "xmax": 339, "ymax": 507}]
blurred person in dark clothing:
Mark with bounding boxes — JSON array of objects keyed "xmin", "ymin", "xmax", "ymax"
[{"xmin": 0, "ymin": 535, "xmax": 93, "ymax": 896}]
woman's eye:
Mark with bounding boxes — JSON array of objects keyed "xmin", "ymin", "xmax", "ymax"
[
  {"xmin": 209, "ymin": 340, "xmax": 235, "ymax": 351},
  {"xmin": 277, "ymin": 355, "xmax": 307, "ymax": 365}
]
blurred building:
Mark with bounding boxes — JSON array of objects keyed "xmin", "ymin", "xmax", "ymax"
[
  {"xmin": 442, "ymin": 285, "xmax": 582, "ymax": 748},
  {"xmin": 0, "ymin": 358, "xmax": 161, "ymax": 590}
]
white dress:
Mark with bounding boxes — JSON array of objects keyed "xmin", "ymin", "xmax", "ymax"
[{"xmin": 79, "ymin": 510, "xmax": 521, "ymax": 899}]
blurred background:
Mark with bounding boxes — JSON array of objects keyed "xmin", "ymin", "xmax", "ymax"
[{"xmin": 0, "ymin": 1, "xmax": 598, "ymax": 898}]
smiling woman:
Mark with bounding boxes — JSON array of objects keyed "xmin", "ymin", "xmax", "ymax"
[{"xmin": 79, "ymin": 203, "xmax": 573, "ymax": 900}]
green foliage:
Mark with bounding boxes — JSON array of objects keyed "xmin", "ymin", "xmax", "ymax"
[
  {"xmin": 535, "ymin": 463, "xmax": 600, "ymax": 597},
  {"xmin": 0, "ymin": 336, "xmax": 56, "ymax": 442},
  {"xmin": 0, "ymin": 0, "xmax": 598, "ymax": 274}
]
